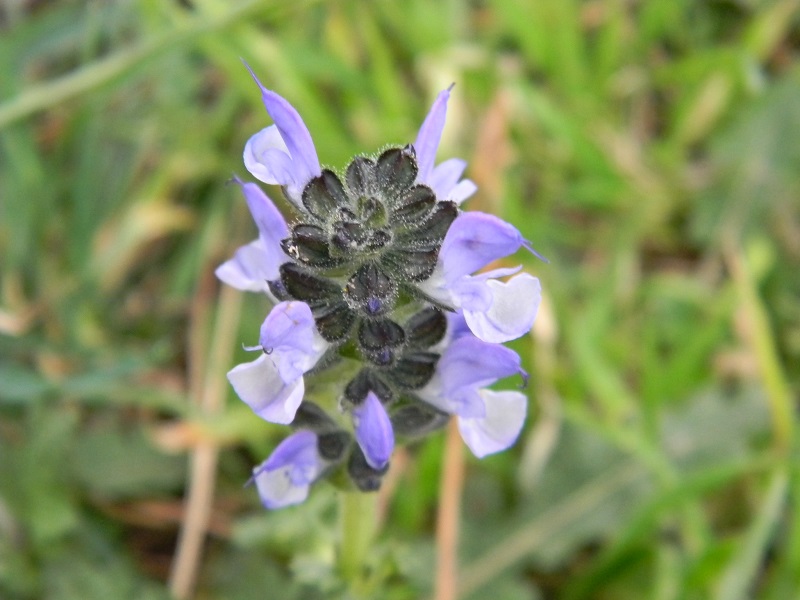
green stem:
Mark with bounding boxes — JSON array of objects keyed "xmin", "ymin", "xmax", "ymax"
[
  {"xmin": 727, "ymin": 239, "xmax": 794, "ymax": 456},
  {"xmin": 339, "ymin": 490, "xmax": 378, "ymax": 593}
]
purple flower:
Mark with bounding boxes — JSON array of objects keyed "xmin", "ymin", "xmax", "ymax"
[
  {"xmin": 420, "ymin": 212, "xmax": 542, "ymax": 343},
  {"xmin": 218, "ymin": 70, "xmax": 544, "ymax": 506},
  {"xmin": 215, "ymin": 178, "xmax": 289, "ymax": 293},
  {"xmin": 259, "ymin": 301, "xmax": 329, "ymax": 382},
  {"xmin": 227, "ymin": 301, "xmax": 328, "ymax": 424},
  {"xmin": 251, "ymin": 430, "xmax": 323, "ymax": 509},
  {"xmin": 242, "ymin": 64, "xmax": 321, "ymax": 206},
  {"xmin": 457, "ymin": 390, "xmax": 527, "ymax": 458},
  {"xmin": 413, "ymin": 86, "xmax": 477, "ymax": 204},
  {"xmin": 227, "ymin": 354, "xmax": 304, "ymax": 425},
  {"xmin": 412, "ymin": 90, "xmax": 543, "ymax": 343},
  {"xmin": 417, "ymin": 331, "xmax": 528, "ymax": 457},
  {"xmin": 352, "ymin": 391, "xmax": 394, "ymax": 470}
]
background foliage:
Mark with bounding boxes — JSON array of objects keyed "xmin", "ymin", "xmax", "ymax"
[{"xmin": 1, "ymin": 0, "xmax": 799, "ymax": 598}]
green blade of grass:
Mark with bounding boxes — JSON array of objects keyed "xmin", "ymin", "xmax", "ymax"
[{"xmin": 715, "ymin": 467, "xmax": 789, "ymax": 600}]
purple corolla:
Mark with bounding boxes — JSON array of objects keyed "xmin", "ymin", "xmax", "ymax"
[
  {"xmin": 352, "ymin": 391, "xmax": 394, "ymax": 470},
  {"xmin": 215, "ymin": 178, "xmax": 289, "ymax": 293},
  {"xmin": 413, "ymin": 85, "xmax": 478, "ymax": 204},
  {"xmin": 420, "ymin": 212, "xmax": 542, "ymax": 343},
  {"xmin": 227, "ymin": 301, "xmax": 328, "ymax": 425},
  {"xmin": 251, "ymin": 430, "xmax": 323, "ymax": 509},
  {"xmin": 242, "ymin": 64, "xmax": 321, "ymax": 206},
  {"xmin": 412, "ymin": 89, "xmax": 542, "ymax": 344},
  {"xmin": 417, "ymin": 330, "xmax": 528, "ymax": 458}
]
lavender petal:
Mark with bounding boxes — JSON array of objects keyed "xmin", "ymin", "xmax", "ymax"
[
  {"xmin": 457, "ymin": 390, "xmax": 527, "ymax": 458},
  {"xmin": 215, "ymin": 239, "xmax": 274, "ymax": 292},
  {"xmin": 243, "ymin": 125, "xmax": 296, "ymax": 186},
  {"xmin": 414, "ymin": 86, "xmax": 452, "ymax": 184},
  {"xmin": 352, "ymin": 392, "xmax": 394, "ymax": 470},
  {"xmin": 237, "ymin": 178, "xmax": 289, "ymax": 248},
  {"xmin": 259, "ymin": 301, "xmax": 329, "ymax": 382},
  {"xmin": 244, "ymin": 64, "xmax": 321, "ymax": 192},
  {"xmin": 227, "ymin": 354, "xmax": 305, "ymax": 424},
  {"xmin": 253, "ymin": 430, "xmax": 321, "ymax": 509},
  {"xmin": 429, "ymin": 158, "xmax": 477, "ymax": 204},
  {"xmin": 446, "ymin": 179, "xmax": 478, "ymax": 204},
  {"xmin": 428, "ymin": 157, "xmax": 466, "ymax": 197},
  {"xmin": 462, "ymin": 274, "xmax": 541, "ymax": 343},
  {"xmin": 439, "ymin": 212, "xmax": 527, "ymax": 281},
  {"xmin": 436, "ymin": 335, "xmax": 523, "ymax": 391}
]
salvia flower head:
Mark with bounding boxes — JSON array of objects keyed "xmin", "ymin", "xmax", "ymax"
[{"xmin": 218, "ymin": 66, "xmax": 543, "ymax": 509}]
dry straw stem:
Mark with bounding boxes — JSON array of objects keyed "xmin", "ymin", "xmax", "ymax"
[
  {"xmin": 168, "ymin": 275, "xmax": 242, "ymax": 600},
  {"xmin": 434, "ymin": 419, "xmax": 465, "ymax": 600}
]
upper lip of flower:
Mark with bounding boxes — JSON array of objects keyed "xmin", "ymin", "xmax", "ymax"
[
  {"xmin": 352, "ymin": 391, "xmax": 394, "ymax": 470},
  {"xmin": 242, "ymin": 61, "xmax": 321, "ymax": 201}
]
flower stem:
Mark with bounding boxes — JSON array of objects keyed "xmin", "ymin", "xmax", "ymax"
[
  {"xmin": 169, "ymin": 278, "xmax": 242, "ymax": 599},
  {"xmin": 434, "ymin": 419, "xmax": 464, "ymax": 600},
  {"xmin": 724, "ymin": 238, "xmax": 794, "ymax": 456},
  {"xmin": 338, "ymin": 490, "xmax": 378, "ymax": 593}
]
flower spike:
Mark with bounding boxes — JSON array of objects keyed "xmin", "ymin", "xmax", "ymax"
[{"xmin": 219, "ymin": 71, "xmax": 543, "ymax": 507}]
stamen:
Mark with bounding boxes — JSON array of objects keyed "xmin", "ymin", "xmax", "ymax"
[
  {"xmin": 518, "ymin": 367, "xmax": 530, "ymax": 389},
  {"xmin": 522, "ymin": 239, "xmax": 549, "ymax": 264}
]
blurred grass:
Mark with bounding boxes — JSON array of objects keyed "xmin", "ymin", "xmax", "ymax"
[{"xmin": 1, "ymin": 0, "xmax": 799, "ymax": 598}]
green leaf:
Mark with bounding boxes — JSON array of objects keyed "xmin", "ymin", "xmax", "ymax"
[
  {"xmin": 0, "ymin": 364, "xmax": 53, "ymax": 404},
  {"xmin": 71, "ymin": 428, "xmax": 185, "ymax": 499}
]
